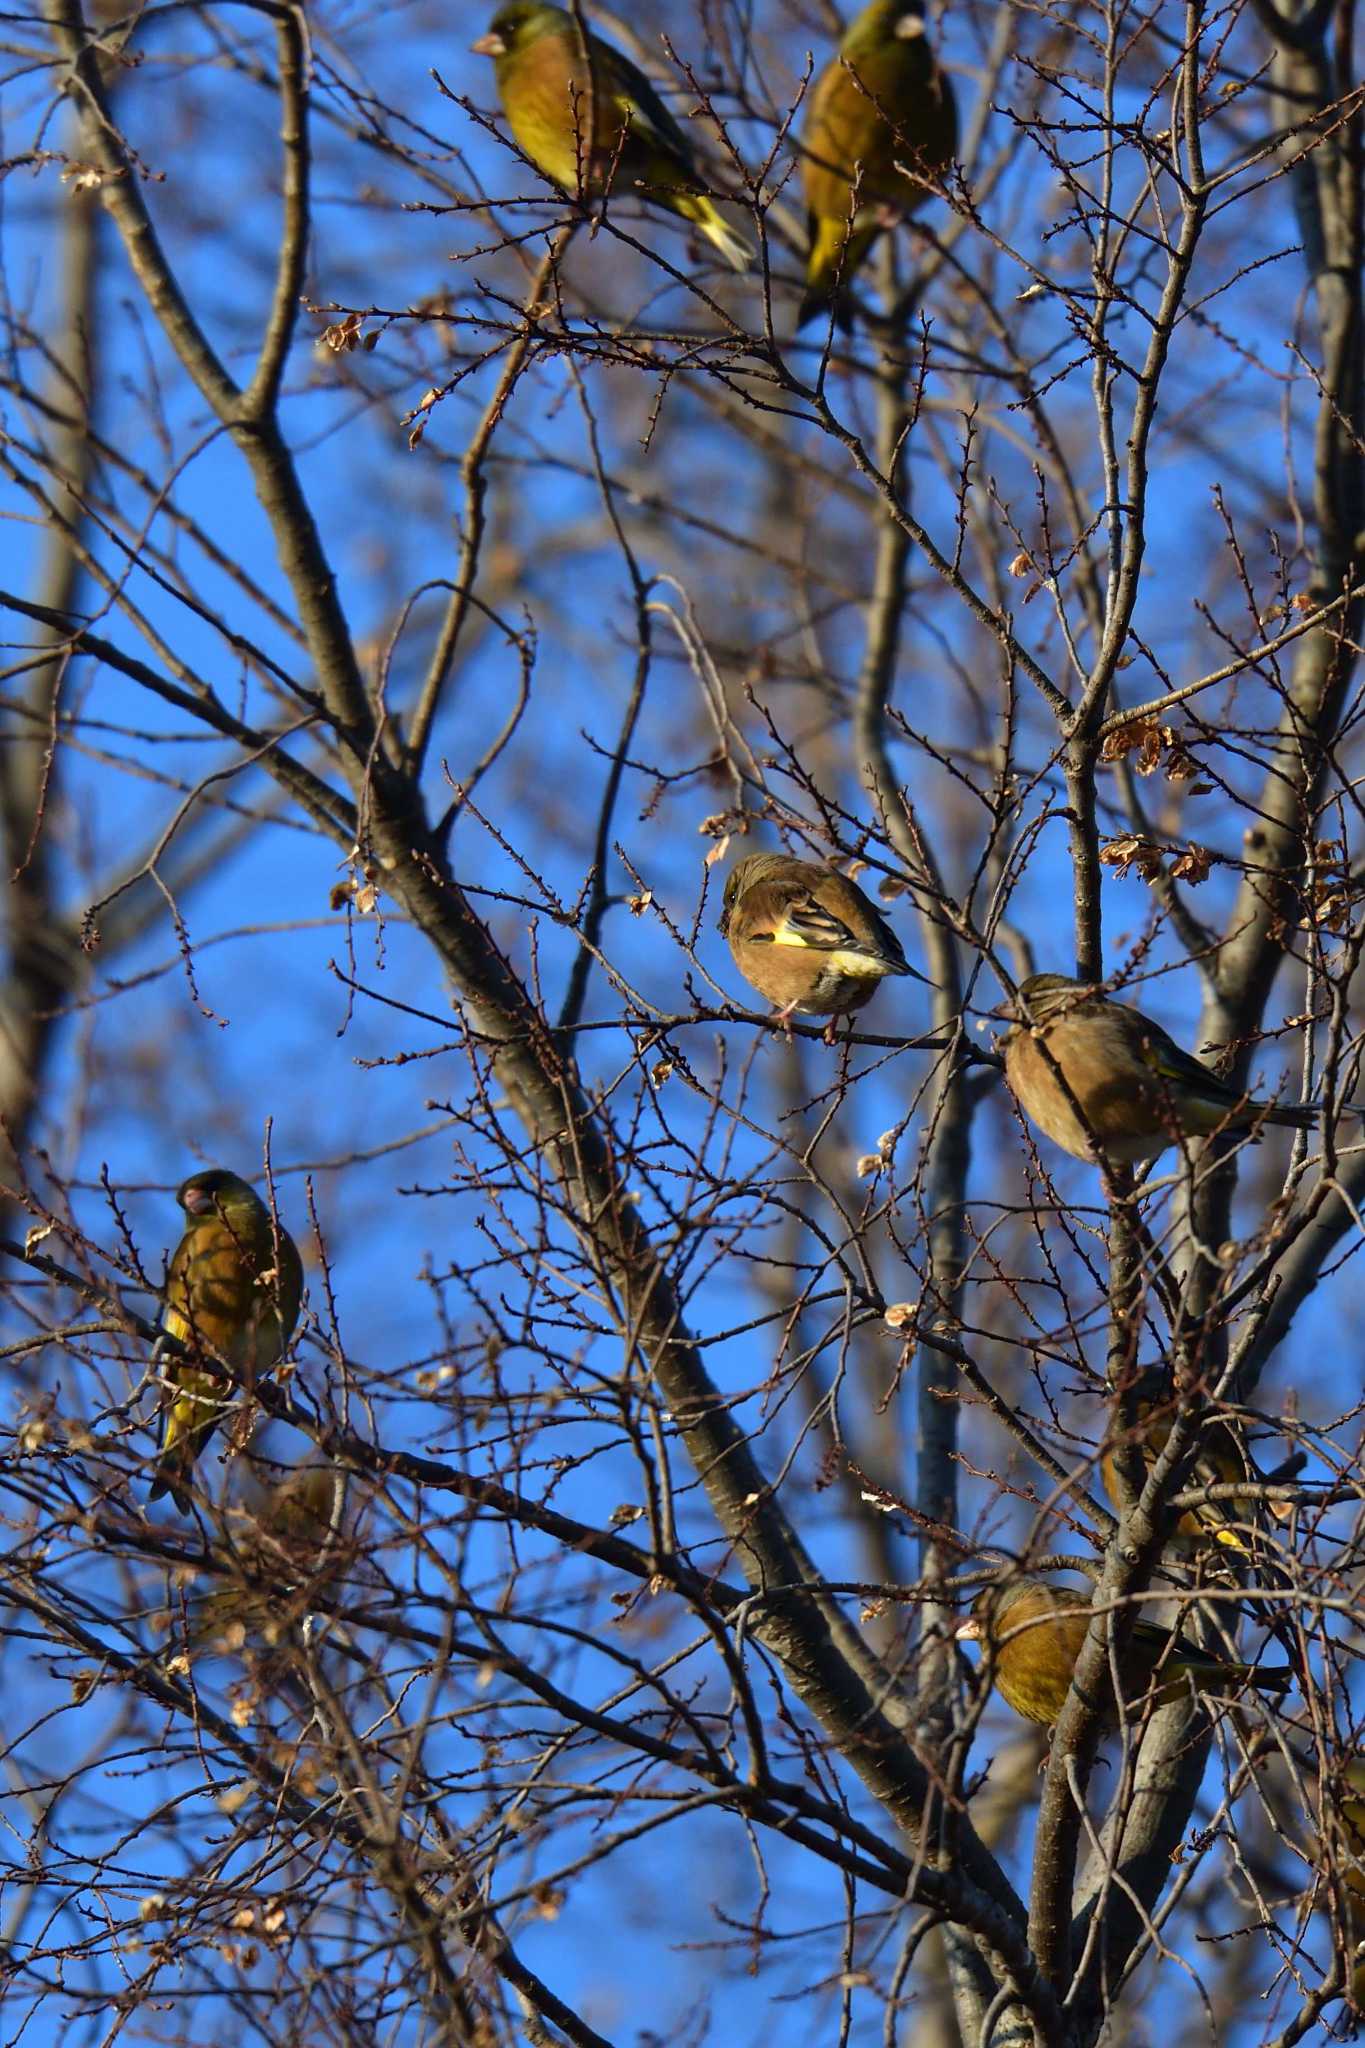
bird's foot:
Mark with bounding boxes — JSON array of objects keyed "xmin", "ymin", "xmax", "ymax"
[{"xmin": 771, "ymin": 1000, "xmax": 799, "ymax": 1043}]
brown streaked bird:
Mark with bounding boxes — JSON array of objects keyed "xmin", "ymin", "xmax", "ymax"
[
  {"xmin": 956, "ymin": 1576, "xmax": 1293, "ymax": 1728},
  {"xmin": 150, "ymin": 1169, "xmax": 303, "ymax": 1516},
  {"xmin": 718, "ymin": 852, "xmax": 925, "ymax": 1025},
  {"xmin": 471, "ymin": 1, "xmax": 753, "ymax": 272},
  {"xmin": 1101, "ymin": 1375, "xmax": 1258, "ymax": 1554},
  {"xmin": 1000, "ymin": 973, "xmax": 1320, "ymax": 1166},
  {"xmin": 799, "ymin": 0, "xmax": 957, "ymax": 330}
]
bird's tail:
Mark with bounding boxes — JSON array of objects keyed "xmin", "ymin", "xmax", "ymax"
[
  {"xmin": 797, "ymin": 218, "xmax": 876, "ymax": 331},
  {"xmin": 148, "ymin": 1453, "xmax": 193, "ymax": 1516},
  {"xmin": 1245, "ymin": 1661, "xmax": 1295, "ymax": 1696},
  {"xmin": 796, "ymin": 279, "xmax": 854, "ymax": 333},
  {"xmin": 1257, "ymin": 1101, "xmax": 1319, "ymax": 1132},
  {"xmin": 681, "ymin": 192, "xmax": 753, "ymax": 274}
]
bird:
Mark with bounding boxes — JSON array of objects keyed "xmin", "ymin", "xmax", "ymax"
[
  {"xmin": 150, "ymin": 1169, "xmax": 303, "ymax": 1515},
  {"xmin": 955, "ymin": 1576, "xmax": 1293, "ymax": 1728},
  {"xmin": 1328, "ymin": 1759, "xmax": 1365, "ymax": 1898},
  {"xmin": 798, "ymin": 0, "xmax": 957, "ymax": 330},
  {"xmin": 1100, "ymin": 1375, "xmax": 1258, "ymax": 1553},
  {"xmin": 471, "ymin": 2, "xmax": 753, "ymax": 273},
  {"xmin": 194, "ymin": 1463, "xmax": 347, "ymax": 1651},
  {"xmin": 1312, "ymin": 1760, "xmax": 1365, "ymax": 2007},
  {"xmin": 717, "ymin": 852, "xmax": 924, "ymax": 1026},
  {"xmin": 1000, "ymin": 973, "xmax": 1320, "ymax": 1165}
]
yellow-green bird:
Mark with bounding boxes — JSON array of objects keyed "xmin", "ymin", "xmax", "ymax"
[
  {"xmin": 798, "ymin": 0, "xmax": 956, "ymax": 330},
  {"xmin": 151, "ymin": 1169, "xmax": 303, "ymax": 1515},
  {"xmin": 1315, "ymin": 1759, "xmax": 1365, "ymax": 2006},
  {"xmin": 956, "ymin": 1576, "xmax": 1293, "ymax": 1728},
  {"xmin": 1327, "ymin": 1757, "xmax": 1365, "ymax": 1904},
  {"xmin": 718, "ymin": 852, "xmax": 926, "ymax": 1024},
  {"xmin": 1001, "ymin": 973, "xmax": 1319, "ymax": 1166},
  {"xmin": 472, "ymin": 1, "xmax": 752, "ymax": 272},
  {"xmin": 1100, "ymin": 1374, "xmax": 1259, "ymax": 1554}
]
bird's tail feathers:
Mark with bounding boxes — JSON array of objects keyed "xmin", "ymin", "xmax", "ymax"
[
  {"xmin": 1259, "ymin": 1101, "xmax": 1319, "ymax": 1132},
  {"xmin": 796, "ymin": 279, "xmax": 855, "ymax": 333},
  {"xmin": 683, "ymin": 194, "xmax": 753, "ymax": 273},
  {"xmin": 148, "ymin": 1458, "xmax": 193, "ymax": 1515},
  {"xmin": 798, "ymin": 218, "xmax": 876, "ymax": 330}
]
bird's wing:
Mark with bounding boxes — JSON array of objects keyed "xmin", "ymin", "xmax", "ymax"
[
  {"xmin": 1193, "ymin": 1425, "xmax": 1246, "ymax": 1487},
  {"xmin": 854, "ymin": 896, "xmax": 909, "ymax": 971},
  {"xmin": 595, "ymin": 41, "xmax": 699, "ymax": 168},
  {"xmin": 754, "ymin": 881, "xmax": 865, "ymax": 954},
  {"xmin": 813, "ymin": 875, "xmax": 910, "ymax": 968},
  {"xmin": 1129, "ymin": 1618, "xmax": 1217, "ymax": 1673},
  {"xmin": 160, "ymin": 1224, "xmax": 204, "ymax": 1342},
  {"xmin": 160, "ymin": 1217, "xmax": 267, "ymax": 1366},
  {"xmin": 1130, "ymin": 1014, "xmax": 1240, "ymax": 1105}
]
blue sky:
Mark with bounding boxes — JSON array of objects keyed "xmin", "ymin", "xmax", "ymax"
[{"xmin": 0, "ymin": 0, "xmax": 1357, "ymax": 2039}]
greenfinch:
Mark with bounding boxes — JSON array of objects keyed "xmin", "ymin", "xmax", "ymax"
[
  {"xmin": 151, "ymin": 1169, "xmax": 303, "ymax": 1515},
  {"xmin": 956, "ymin": 1577, "xmax": 1293, "ymax": 1728},
  {"xmin": 472, "ymin": 2, "xmax": 753, "ymax": 273},
  {"xmin": 1315, "ymin": 1758, "xmax": 1365, "ymax": 2004},
  {"xmin": 1329, "ymin": 1758, "xmax": 1365, "ymax": 1903},
  {"xmin": 1100, "ymin": 1376, "xmax": 1256, "ymax": 1553},
  {"xmin": 1001, "ymin": 973, "xmax": 1318, "ymax": 1165},
  {"xmin": 195, "ymin": 1464, "xmax": 347, "ymax": 1650},
  {"xmin": 798, "ymin": 0, "xmax": 956, "ymax": 330},
  {"xmin": 718, "ymin": 852, "xmax": 924, "ymax": 1023}
]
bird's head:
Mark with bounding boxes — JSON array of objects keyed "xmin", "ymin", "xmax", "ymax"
[
  {"xmin": 177, "ymin": 1168, "xmax": 263, "ymax": 1221},
  {"xmin": 718, "ymin": 853, "xmax": 782, "ymax": 936},
  {"xmin": 844, "ymin": 0, "xmax": 929, "ymax": 53},
  {"xmin": 957, "ymin": 1575, "xmax": 1069, "ymax": 1647},
  {"xmin": 956, "ymin": 1578, "xmax": 1017, "ymax": 1645},
  {"xmin": 1013, "ymin": 972, "xmax": 1093, "ymax": 1024},
  {"xmin": 471, "ymin": 1, "xmax": 559, "ymax": 59}
]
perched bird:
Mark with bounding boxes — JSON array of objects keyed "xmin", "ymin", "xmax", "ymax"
[
  {"xmin": 1329, "ymin": 1758, "xmax": 1365, "ymax": 1902},
  {"xmin": 956, "ymin": 1576, "xmax": 1293, "ymax": 1728},
  {"xmin": 1305, "ymin": 1760, "xmax": 1365, "ymax": 2010},
  {"xmin": 1101, "ymin": 1375, "xmax": 1257, "ymax": 1553},
  {"xmin": 151, "ymin": 1169, "xmax": 303, "ymax": 1515},
  {"xmin": 1001, "ymin": 973, "xmax": 1319, "ymax": 1166},
  {"xmin": 195, "ymin": 1463, "xmax": 348, "ymax": 1651},
  {"xmin": 798, "ymin": 0, "xmax": 956, "ymax": 330},
  {"xmin": 471, "ymin": 2, "xmax": 752, "ymax": 272},
  {"xmin": 718, "ymin": 852, "xmax": 924, "ymax": 1024}
]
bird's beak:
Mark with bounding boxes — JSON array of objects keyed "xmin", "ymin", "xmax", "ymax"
[
  {"xmin": 954, "ymin": 1616, "xmax": 981, "ymax": 1642},
  {"xmin": 894, "ymin": 12, "xmax": 926, "ymax": 33},
  {"xmin": 717, "ymin": 907, "xmax": 731, "ymax": 938},
  {"xmin": 471, "ymin": 31, "xmax": 505, "ymax": 54},
  {"xmin": 181, "ymin": 1186, "xmax": 215, "ymax": 1216}
]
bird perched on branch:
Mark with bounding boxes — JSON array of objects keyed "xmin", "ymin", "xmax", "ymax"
[
  {"xmin": 798, "ymin": 0, "xmax": 956, "ymax": 330},
  {"xmin": 1100, "ymin": 1374, "xmax": 1261, "ymax": 1554},
  {"xmin": 195, "ymin": 1463, "xmax": 348, "ymax": 1651},
  {"xmin": 1324, "ymin": 1760, "xmax": 1365, "ymax": 2007},
  {"xmin": 1000, "ymin": 973, "xmax": 1320, "ymax": 1165},
  {"xmin": 472, "ymin": 1, "xmax": 753, "ymax": 273},
  {"xmin": 956, "ymin": 1576, "xmax": 1293, "ymax": 1728},
  {"xmin": 150, "ymin": 1169, "xmax": 303, "ymax": 1515},
  {"xmin": 718, "ymin": 852, "xmax": 925, "ymax": 1026},
  {"xmin": 1325, "ymin": 1758, "xmax": 1365, "ymax": 1894}
]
